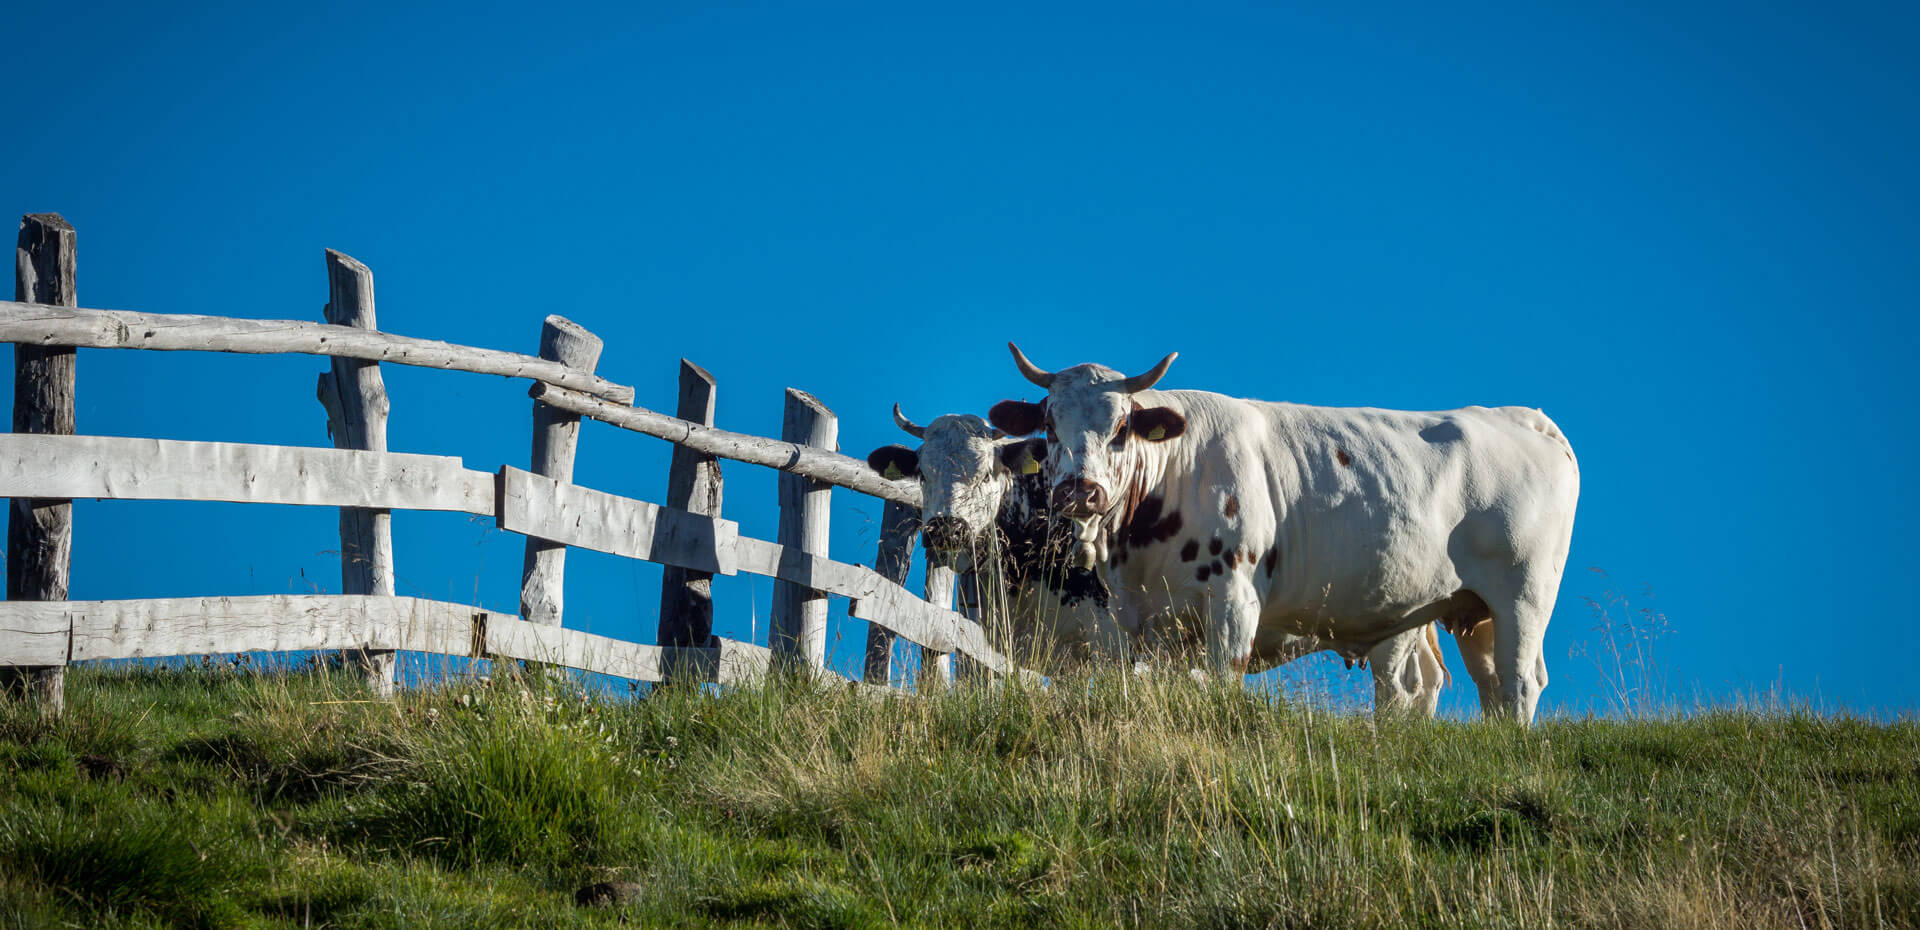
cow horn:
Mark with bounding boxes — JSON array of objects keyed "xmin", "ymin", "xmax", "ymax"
[
  {"xmin": 1008, "ymin": 342, "xmax": 1054, "ymax": 388},
  {"xmin": 1119, "ymin": 351, "xmax": 1178, "ymax": 393},
  {"xmin": 891, "ymin": 403, "xmax": 927, "ymax": 439}
]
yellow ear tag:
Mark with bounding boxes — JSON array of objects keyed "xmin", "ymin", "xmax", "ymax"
[
  {"xmin": 1021, "ymin": 457, "xmax": 1041, "ymax": 475},
  {"xmin": 1147, "ymin": 425, "xmax": 1166, "ymax": 441},
  {"xmin": 883, "ymin": 463, "xmax": 904, "ymax": 480}
]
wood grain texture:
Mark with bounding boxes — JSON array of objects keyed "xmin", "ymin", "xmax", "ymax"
[
  {"xmin": 530, "ymin": 383, "xmax": 919, "ymax": 507},
  {"xmin": 318, "ymin": 250, "xmax": 395, "ymax": 696},
  {"xmin": 0, "ymin": 434, "xmax": 495, "ymax": 513},
  {"xmin": 921, "ymin": 564, "xmax": 957, "ymax": 687},
  {"xmin": 863, "ymin": 499, "xmax": 918, "ymax": 684},
  {"xmin": 771, "ymin": 389, "xmax": 835, "ymax": 668},
  {"xmin": 497, "ymin": 467, "xmax": 739, "ymax": 575},
  {"xmin": 5, "ymin": 213, "xmax": 77, "ymax": 710},
  {"xmin": 0, "ymin": 602, "xmax": 70, "ymax": 666},
  {"xmin": 520, "ymin": 316, "xmax": 603, "ymax": 628},
  {"xmin": 0, "ymin": 302, "xmax": 635, "ymax": 402},
  {"xmin": 41, "ymin": 595, "xmax": 488, "ymax": 660},
  {"xmin": 658, "ymin": 359, "xmax": 722, "ymax": 660}
]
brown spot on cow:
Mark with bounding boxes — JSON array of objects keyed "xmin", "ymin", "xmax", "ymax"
[
  {"xmin": 1223, "ymin": 495, "xmax": 1239, "ymax": 518},
  {"xmin": 1336, "ymin": 448, "xmax": 1352, "ymax": 467},
  {"xmin": 1179, "ymin": 539, "xmax": 1199, "ymax": 562},
  {"xmin": 1223, "ymin": 549, "xmax": 1239, "ymax": 570},
  {"xmin": 1208, "ymin": 538, "xmax": 1223, "ymax": 556},
  {"xmin": 1229, "ymin": 654, "xmax": 1251, "ymax": 674},
  {"xmin": 1196, "ymin": 565, "xmax": 1211, "ymax": 582},
  {"xmin": 1210, "ymin": 560, "xmax": 1223, "ymax": 575},
  {"xmin": 1123, "ymin": 494, "xmax": 1184, "ymax": 549}
]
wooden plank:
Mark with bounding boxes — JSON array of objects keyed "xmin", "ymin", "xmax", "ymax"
[
  {"xmin": 0, "ymin": 434, "xmax": 495, "ymax": 513},
  {"xmin": 771, "ymin": 389, "xmax": 835, "ymax": 668},
  {"xmin": 484, "ymin": 616, "xmax": 666, "ymax": 683},
  {"xmin": 530, "ymin": 383, "xmax": 919, "ymax": 507},
  {"xmin": 0, "ymin": 602, "xmax": 70, "ymax": 666},
  {"xmin": 5, "ymin": 213, "xmax": 77, "ymax": 711},
  {"xmin": 58, "ymin": 595, "xmax": 404, "ymax": 660},
  {"xmin": 863, "ymin": 499, "xmax": 918, "ymax": 684},
  {"xmin": 497, "ymin": 467, "xmax": 738, "ymax": 575},
  {"xmin": 317, "ymin": 250, "xmax": 396, "ymax": 696},
  {"xmin": 520, "ymin": 316, "xmax": 603, "ymax": 629},
  {"xmin": 0, "ymin": 301, "xmax": 635, "ymax": 403},
  {"xmin": 658, "ymin": 359, "xmax": 722, "ymax": 662},
  {"xmin": 921, "ymin": 564, "xmax": 957, "ymax": 687}
]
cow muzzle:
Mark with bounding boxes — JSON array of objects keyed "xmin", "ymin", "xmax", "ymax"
[
  {"xmin": 921, "ymin": 516, "xmax": 972, "ymax": 552},
  {"xmin": 1050, "ymin": 478, "xmax": 1110, "ymax": 517}
]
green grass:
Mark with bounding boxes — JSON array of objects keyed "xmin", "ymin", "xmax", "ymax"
[{"xmin": 1, "ymin": 664, "xmax": 1915, "ymax": 929}]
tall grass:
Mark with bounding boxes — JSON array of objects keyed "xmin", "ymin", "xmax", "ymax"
[{"xmin": 1, "ymin": 662, "xmax": 1915, "ymax": 928}]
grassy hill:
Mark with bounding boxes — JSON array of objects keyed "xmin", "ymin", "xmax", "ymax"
[{"xmin": 1, "ymin": 664, "xmax": 1914, "ymax": 929}]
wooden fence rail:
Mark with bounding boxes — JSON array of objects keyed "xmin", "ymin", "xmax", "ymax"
[{"xmin": 0, "ymin": 212, "xmax": 1009, "ymax": 715}]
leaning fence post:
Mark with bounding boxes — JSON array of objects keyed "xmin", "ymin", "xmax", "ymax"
[
  {"xmin": 659, "ymin": 360, "xmax": 722, "ymax": 681},
  {"xmin": 864, "ymin": 499, "xmax": 919, "ymax": 684},
  {"xmin": 920, "ymin": 563, "xmax": 956, "ymax": 688},
  {"xmin": 4, "ymin": 214, "xmax": 77, "ymax": 714},
  {"xmin": 519, "ymin": 316, "xmax": 604, "ymax": 641},
  {"xmin": 770, "ymin": 389, "xmax": 835, "ymax": 671},
  {"xmin": 315, "ymin": 249, "xmax": 396, "ymax": 697}
]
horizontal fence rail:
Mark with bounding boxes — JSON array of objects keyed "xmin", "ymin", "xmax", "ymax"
[
  {"xmin": 0, "ymin": 595, "xmax": 777, "ymax": 687},
  {"xmin": 0, "ymin": 433, "xmax": 1014, "ymax": 675},
  {"xmin": 532, "ymin": 383, "xmax": 921, "ymax": 507},
  {"xmin": 0, "ymin": 301, "xmax": 636, "ymax": 403}
]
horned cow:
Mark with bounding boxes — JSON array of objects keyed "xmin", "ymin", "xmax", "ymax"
[
  {"xmin": 989, "ymin": 344, "xmax": 1578, "ymax": 723},
  {"xmin": 867, "ymin": 405, "xmax": 1451, "ymax": 714}
]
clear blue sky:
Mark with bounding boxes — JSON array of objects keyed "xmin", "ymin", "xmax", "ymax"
[{"xmin": 5, "ymin": 1, "xmax": 1915, "ymax": 716}]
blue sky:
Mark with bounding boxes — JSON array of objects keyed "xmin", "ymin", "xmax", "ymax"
[{"xmin": 4, "ymin": 1, "xmax": 1915, "ymax": 715}]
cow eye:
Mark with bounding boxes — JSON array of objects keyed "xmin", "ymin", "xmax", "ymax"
[{"xmin": 1110, "ymin": 419, "xmax": 1128, "ymax": 448}]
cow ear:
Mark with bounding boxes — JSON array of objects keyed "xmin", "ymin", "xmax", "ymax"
[
  {"xmin": 1130, "ymin": 406, "xmax": 1186, "ymax": 442},
  {"xmin": 997, "ymin": 438, "xmax": 1047, "ymax": 476},
  {"xmin": 989, "ymin": 399, "xmax": 1046, "ymax": 436},
  {"xmin": 866, "ymin": 445, "xmax": 920, "ymax": 481}
]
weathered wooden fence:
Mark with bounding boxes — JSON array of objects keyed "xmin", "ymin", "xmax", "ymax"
[{"xmin": 0, "ymin": 213, "xmax": 1012, "ymax": 714}]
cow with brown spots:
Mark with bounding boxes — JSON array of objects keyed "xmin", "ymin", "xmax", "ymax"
[{"xmin": 990, "ymin": 344, "xmax": 1578, "ymax": 723}]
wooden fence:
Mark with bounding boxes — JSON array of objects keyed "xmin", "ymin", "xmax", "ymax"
[{"xmin": 0, "ymin": 213, "xmax": 1011, "ymax": 714}]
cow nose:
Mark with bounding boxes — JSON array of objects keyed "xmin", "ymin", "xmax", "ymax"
[
  {"xmin": 922, "ymin": 516, "xmax": 969, "ymax": 551},
  {"xmin": 1051, "ymin": 479, "xmax": 1109, "ymax": 516}
]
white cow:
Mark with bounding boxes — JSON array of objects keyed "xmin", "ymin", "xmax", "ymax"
[
  {"xmin": 868, "ymin": 405, "xmax": 1451, "ymax": 714},
  {"xmin": 988, "ymin": 345, "xmax": 1577, "ymax": 723}
]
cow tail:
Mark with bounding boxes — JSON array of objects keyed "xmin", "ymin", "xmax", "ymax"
[{"xmin": 1426, "ymin": 622, "xmax": 1450, "ymax": 689}]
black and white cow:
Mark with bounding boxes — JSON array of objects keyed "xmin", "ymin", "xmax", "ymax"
[
  {"xmin": 988, "ymin": 345, "xmax": 1578, "ymax": 723},
  {"xmin": 868, "ymin": 404, "xmax": 1451, "ymax": 714},
  {"xmin": 866, "ymin": 406, "xmax": 1106, "ymax": 672}
]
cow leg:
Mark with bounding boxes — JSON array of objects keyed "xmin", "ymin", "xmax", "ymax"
[
  {"xmin": 1451, "ymin": 620, "xmax": 1501, "ymax": 715},
  {"xmin": 1205, "ymin": 578, "xmax": 1260, "ymax": 684},
  {"xmin": 1490, "ymin": 589, "xmax": 1552, "ymax": 724}
]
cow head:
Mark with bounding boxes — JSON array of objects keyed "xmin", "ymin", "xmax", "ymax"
[
  {"xmin": 865, "ymin": 405, "xmax": 1047, "ymax": 571},
  {"xmin": 988, "ymin": 343, "xmax": 1185, "ymax": 568}
]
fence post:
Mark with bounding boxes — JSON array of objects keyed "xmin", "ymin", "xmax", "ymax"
[
  {"xmin": 315, "ymin": 249, "xmax": 396, "ymax": 697},
  {"xmin": 4, "ymin": 214, "xmax": 77, "ymax": 714},
  {"xmin": 770, "ymin": 389, "xmax": 835, "ymax": 671},
  {"xmin": 520, "ymin": 316, "xmax": 604, "ymax": 639},
  {"xmin": 920, "ymin": 564, "xmax": 956, "ymax": 688},
  {"xmin": 864, "ymin": 499, "xmax": 919, "ymax": 684},
  {"xmin": 658, "ymin": 360, "xmax": 722, "ymax": 681}
]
